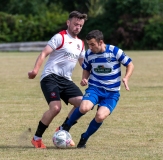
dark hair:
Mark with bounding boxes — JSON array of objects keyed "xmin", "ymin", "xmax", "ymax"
[
  {"xmin": 69, "ymin": 11, "xmax": 87, "ymax": 21},
  {"xmin": 86, "ymin": 30, "xmax": 104, "ymax": 42}
]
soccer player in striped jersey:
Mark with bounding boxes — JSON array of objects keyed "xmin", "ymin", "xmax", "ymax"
[
  {"xmin": 28, "ymin": 11, "xmax": 87, "ymax": 148},
  {"xmin": 62, "ymin": 30, "xmax": 134, "ymax": 148}
]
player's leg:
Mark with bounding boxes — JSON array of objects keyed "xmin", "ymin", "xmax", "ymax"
[
  {"xmin": 77, "ymin": 92, "xmax": 120, "ymax": 148},
  {"xmin": 60, "ymin": 96, "xmax": 82, "ymax": 126},
  {"xmin": 62, "ymin": 87, "xmax": 98, "ymax": 132},
  {"xmin": 32, "ymin": 100, "xmax": 62, "ymax": 148},
  {"xmin": 77, "ymin": 107, "xmax": 110, "ymax": 148},
  {"xmin": 62, "ymin": 100, "xmax": 94, "ymax": 131},
  {"xmin": 32, "ymin": 75, "xmax": 61, "ymax": 148},
  {"xmin": 56, "ymin": 81, "xmax": 83, "ymax": 130}
]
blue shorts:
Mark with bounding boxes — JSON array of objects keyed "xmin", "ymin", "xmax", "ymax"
[{"xmin": 82, "ymin": 85, "xmax": 120, "ymax": 113}]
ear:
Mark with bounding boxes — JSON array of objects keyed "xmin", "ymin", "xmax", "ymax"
[
  {"xmin": 67, "ymin": 20, "xmax": 70, "ymax": 26},
  {"xmin": 99, "ymin": 40, "xmax": 103, "ymax": 45}
]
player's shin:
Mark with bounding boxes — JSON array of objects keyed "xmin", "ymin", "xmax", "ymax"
[
  {"xmin": 83, "ymin": 118, "xmax": 102, "ymax": 139},
  {"xmin": 62, "ymin": 107, "xmax": 84, "ymax": 131},
  {"xmin": 34, "ymin": 121, "xmax": 48, "ymax": 139},
  {"xmin": 61, "ymin": 117, "xmax": 77, "ymax": 127}
]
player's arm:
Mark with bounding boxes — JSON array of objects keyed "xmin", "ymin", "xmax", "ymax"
[
  {"xmin": 78, "ymin": 41, "xmax": 85, "ymax": 66},
  {"xmin": 80, "ymin": 69, "xmax": 90, "ymax": 86},
  {"xmin": 122, "ymin": 61, "xmax": 134, "ymax": 91},
  {"xmin": 28, "ymin": 45, "xmax": 53, "ymax": 79},
  {"xmin": 78, "ymin": 58, "xmax": 84, "ymax": 66}
]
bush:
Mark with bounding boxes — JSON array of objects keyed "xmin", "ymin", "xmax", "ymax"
[
  {"xmin": 141, "ymin": 15, "xmax": 163, "ymax": 49},
  {"xmin": 0, "ymin": 10, "xmax": 68, "ymax": 43}
]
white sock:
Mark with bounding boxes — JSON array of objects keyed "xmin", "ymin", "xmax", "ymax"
[{"xmin": 34, "ymin": 135, "xmax": 42, "ymax": 141}]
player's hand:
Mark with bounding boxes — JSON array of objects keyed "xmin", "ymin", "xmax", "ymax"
[
  {"xmin": 80, "ymin": 79, "xmax": 88, "ymax": 86},
  {"xmin": 28, "ymin": 70, "xmax": 37, "ymax": 79},
  {"xmin": 122, "ymin": 77, "xmax": 130, "ymax": 91}
]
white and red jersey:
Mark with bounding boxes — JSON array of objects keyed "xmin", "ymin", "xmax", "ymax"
[{"xmin": 41, "ymin": 30, "xmax": 85, "ymax": 81}]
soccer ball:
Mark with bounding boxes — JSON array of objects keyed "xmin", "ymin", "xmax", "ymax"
[{"xmin": 52, "ymin": 130, "xmax": 74, "ymax": 148}]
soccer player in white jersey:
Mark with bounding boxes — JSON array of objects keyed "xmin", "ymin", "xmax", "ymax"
[
  {"xmin": 62, "ymin": 30, "xmax": 134, "ymax": 148},
  {"xmin": 28, "ymin": 11, "xmax": 87, "ymax": 148}
]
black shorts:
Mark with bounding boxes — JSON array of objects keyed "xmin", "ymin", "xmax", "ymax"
[{"xmin": 40, "ymin": 74, "xmax": 83, "ymax": 105}]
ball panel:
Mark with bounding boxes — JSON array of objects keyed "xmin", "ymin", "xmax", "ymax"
[{"xmin": 52, "ymin": 130, "xmax": 72, "ymax": 148}]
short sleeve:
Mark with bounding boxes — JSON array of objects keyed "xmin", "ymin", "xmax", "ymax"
[{"xmin": 47, "ymin": 34, "xmax": 62, "ymax": 50}]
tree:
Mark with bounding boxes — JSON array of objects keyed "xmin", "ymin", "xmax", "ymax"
[{"xmin": 101, "ymin": 0, "xmax": 163, "ymax": 49}]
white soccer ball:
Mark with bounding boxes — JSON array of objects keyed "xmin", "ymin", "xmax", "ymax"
[{"xmin": 52, "ymin": 130, "xmax": 73, "ymax": 148}]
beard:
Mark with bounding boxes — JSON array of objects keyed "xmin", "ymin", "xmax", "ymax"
[
  {"xmin": 68, "ymin": 29, "xmax": 80, "ymax": 38},
  {"xmin": 72, "ymin": 30, "xmax": 80, "ymax": 36}
]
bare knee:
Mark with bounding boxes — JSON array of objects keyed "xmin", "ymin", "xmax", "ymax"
[
  {"xmin": 52, "ymin": 105, "xmax": 61, "ymax": 113},
  {"xmin": 79, "ymin": 100, "xmax": 93, "ymax": 114},
  {"xmin": 49, "ymin": 101, "xmax": 61, "ymax": 116},
  {"xmin": 95, "ymin": 107, "xmax": 110, "ymax": 123},
  {"xmin": 95, "ymin": 113, "xmax": 107, "ymax": 123},
  {"xmin": 79, "ymin": 107, "xmax": 89, "ymax": 114}
]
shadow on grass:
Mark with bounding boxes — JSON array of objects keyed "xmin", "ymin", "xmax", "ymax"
[
  {"xmin": 0, "ymin": 145, "xmax": 33, "ymax": 149},
  {"xmin": 0, "ymin": 145, "xmax": 77, "ymax": 150}
]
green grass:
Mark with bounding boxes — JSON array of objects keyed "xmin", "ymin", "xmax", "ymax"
[{"xmin": 0, "ymin": 51, "xmax": 163, "ymax": 160}]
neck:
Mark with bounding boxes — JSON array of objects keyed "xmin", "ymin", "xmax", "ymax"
[
  {"xmin": 67, "ymin": 29, "xmax": 77, "ymax": 38},
  {"xmin": 101, "ymin": 44, "xmax": 106, "ymax": 52}
]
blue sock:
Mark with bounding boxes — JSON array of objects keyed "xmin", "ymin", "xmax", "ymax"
[
  {"xmin": 82, "ymin": 118, "xmax": 102, "ymax": 140},
  {"xmin": 67, "ymin": 107, "xmax": 84, "ymax": 126}
]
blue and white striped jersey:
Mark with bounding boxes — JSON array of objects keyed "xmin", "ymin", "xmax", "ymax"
[{"xmin": 82, "ymin": 44, "xmax": 132, "ymax": 91}]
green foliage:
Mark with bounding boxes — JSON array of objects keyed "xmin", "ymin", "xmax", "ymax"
[
  {"xmin": 0, "ymin": 0, "xmax": 10, "ymax": 13},
  {"xmin": 0, "ymin": 10, "xmax": 68, "ymax": 42},
  {"xmin": 141, "ymin": 15, "xmax": 163, "ymax": 49},
  {"xmin": 86, "ymin": 0, "xmax": 107, "ymax": 17},
  {"xmin": 0, "ymin": 0, "xmax": 163, "ymax": 49},
  {"xmin": 94, "ymin": 0, "xmax": 163, "ymax": 49},
  {"xmin": 55, "ymin": 0, "xmax": 90, "ymax": 13},
  {"xmin": 0, "ymin": 12, "xmax": 24, "ymax": 42},
  {"xmin": 0, "ymin": 0, "xmax": 48, "ymax": 16}
]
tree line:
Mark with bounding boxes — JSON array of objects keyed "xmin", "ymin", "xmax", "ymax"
[{"xmin": 0, "ymin": 0, "xmax": 163, "ymax": 50}]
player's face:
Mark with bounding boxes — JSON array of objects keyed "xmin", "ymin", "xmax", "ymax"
[
  {"xmin": 86, "ymin": 38, "xmax": 103, "ymax": 54},
  {"xmin": 67, "ymin": 18, "xmax": 85, "ymax": 38}
]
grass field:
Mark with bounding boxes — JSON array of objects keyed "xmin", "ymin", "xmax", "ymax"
[{"xmin": 0, "ymin": 51, "xmax": 163, "ymax": 160}]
